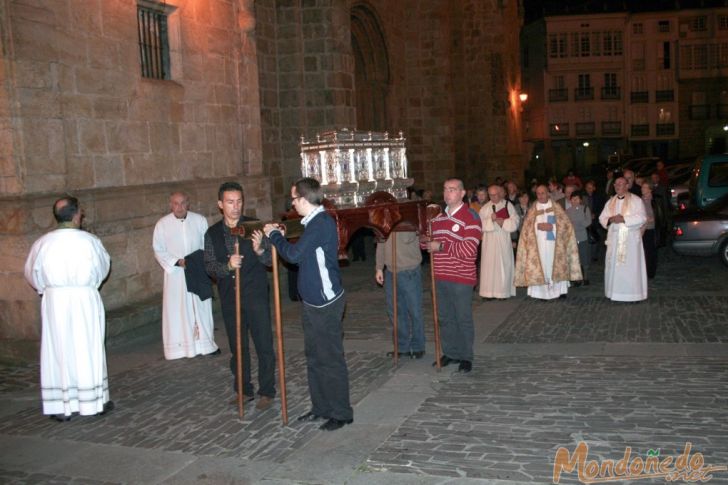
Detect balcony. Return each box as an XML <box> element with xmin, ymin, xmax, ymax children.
<box><xmin>600</xmin><ymin>87</ymin><xmax>621</xmax><ymax>100</ymax></box>
<box><xmin>631</xmin><ymin>91</ymin><xmax>649</xmax><ymax>103</ymax></box>
<box><xmin>655</xmin><ymin>90</ymin><xmax>674</xmax><ymax>102</ymax></box>
<box><xmin>717</xmin><ymin>104</ymin><xmax>728</xmax><ymax>119</ymax></box>
<box><xmin>656</xmin><ymin>123</ymin><xmax>676</xmax><ymax>136</ymax></box>
<box><xmin>574</xmin><ymin>87</ymin><xmax>594</xmax><ymax>101</ymax></box>
<box><xmin>631</xmin><ymin>124</ymin><xmax>649</xmax><ymax>136</ymax></box>
<box><xmin>601</xmin><ymin>121</ymin><xmax>622</xmax><ymax>136</ymax></box>
<box><xmin>548</xmin><ymin>88</ymin><xmax>568</xmax><ymax>102</ymax></box>
<box><xmin>689</xmin><ymin>105</ymin><xmax>710</xmax><ymax>120</ymax></box>
<box><xmin>575</xmin><ymin>122</ymin><xmax>596</xmax><ymax>136</ymax></box>
<box><xmin>549</xmin><ymin>123</ymin><xmax>569</xmax><ymax>137</ymax></box>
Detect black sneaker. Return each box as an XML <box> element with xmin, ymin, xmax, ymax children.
<box><xmin>458</xmin><ymin>360</ymin><xmax>472</xmax><ymax>373</ymax></box>
<box><xmin>411</xmin><ymin>350</ymin><xmax>425</xmax><ymax>359</ymax></box>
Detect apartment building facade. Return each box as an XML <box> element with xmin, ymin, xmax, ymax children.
<box><xmin>521</xmin><ymin>6</ymin><xmax>728</xmax><ymax>179</ymax></box>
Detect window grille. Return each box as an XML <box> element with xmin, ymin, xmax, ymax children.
<box><xmin>137</xmin><ymin>5</ymin><xmax>170</xmax><ymax>79</ymax></box>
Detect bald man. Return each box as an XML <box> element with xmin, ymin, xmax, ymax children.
<box><xmin>153</xmin><ymin>192</ymin><xmax>218</xmax><ymax>359</ymax></box>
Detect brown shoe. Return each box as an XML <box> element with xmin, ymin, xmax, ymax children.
<box><xmin>255</xmin><ymin>395</ymin><xmax>274</xmax><ymax>411</ymax></box>
<box><xmin>229</xmin><ymin>394</ymin><xmax>254</xmax><ymax>405</ymax></box>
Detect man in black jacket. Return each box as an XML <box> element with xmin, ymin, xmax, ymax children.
<box><xmin>204</xmin><ymin>182</ymin><xmax>276</xmax><ymax>411</ymax></box>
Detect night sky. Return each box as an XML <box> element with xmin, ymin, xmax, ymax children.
<box><xmin>524</xmin><ymin>0</ymin><xmax>728</xmax><ymax>23</ymax></box>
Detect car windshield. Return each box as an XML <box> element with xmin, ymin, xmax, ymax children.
<box><xmin>705</xmin><ymin>192</ymin><xmax>728</xmax><ymax>213</ymax></box>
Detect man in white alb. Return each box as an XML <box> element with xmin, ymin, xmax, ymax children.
<box><xmin>25</xmin><ymin>196</ymin><xmax>113</xmax><ymax>422</ymax></box>
<box><xmin>479</xmin><ymin>184</ymin><xmax>520</xmax><ymax>299</ymax></box>
<box><xmin>153</xmin><ymin>192</ymin><xmax>218</xmax><ymax>359</ymax></box>
<box><xmin>599</xmin><ymin>176</ymin><xmax>648</xmax><ymax>302</ymax></box>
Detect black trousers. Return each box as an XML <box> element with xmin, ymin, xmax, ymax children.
<box><xmin>301</xmin><ymin>294</ymin><xmax>353</xmax><ymax>421</ymax></box>
<box><xmin>642</xmin><ymin>229</ymin><xmax>658</xmax><ymax>279</ymax></box>
<box><xmin>220</xmin><ymin>284</ymin><xmax>276</xmax><ymax>398</ymax></box>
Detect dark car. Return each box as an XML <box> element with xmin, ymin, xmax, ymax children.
<box><xmin>672</xmin><ymin>193</ymin><xmax>728</xmax><ymax>266</ymax></box>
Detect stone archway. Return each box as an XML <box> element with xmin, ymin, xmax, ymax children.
<box><xmin>351</xmin><ymin>4</ymin><xmax>390</xmax><ymax>131</ymax></box>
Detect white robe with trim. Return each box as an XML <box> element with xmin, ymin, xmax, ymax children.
<box><xmin>153</xmin><ymin>211</ymin><xmax>217</xmax><ymax>359</ymax></box>
<box><xmin>599</xmin><ymin>194</ymin><xmax>648</xmax><ymax>302</ymax></box>
<box><xmin>528</xmin><ymin>200</ymin><xmax>569</xmax><ymax>299</ymax></box>
<box><xmin>479</xmin><ymin>201</ymin><xmax>520</xmax><ymax>298</ymax></box>
<box><xmin>24</xmin><ymin>228</ymin><xmax>111</xmax><ymax>417</ymax></box>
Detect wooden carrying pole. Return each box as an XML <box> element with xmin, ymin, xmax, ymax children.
<box><xmin>271</xmin><ymin>247</ymin><xmax>288</xmax><ymax>425</ymax></box>
<box><xmin>429</xmin><ymin>229</ymin><xmax>442</xmax><ymax>370</ymax></box>
<box><xmin>234</xmin><ymin>239</ymin><xmax>244</xmax><ymax>418</ymax></box>
<box><xmin>391</xmin><ymin>233</ymin><xmax>398</xmax><ymax>366</ymax></box>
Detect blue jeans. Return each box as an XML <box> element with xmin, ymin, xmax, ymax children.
<box><xmin>435</xmin><ymin>280</ymin><xmax>474</xmax><ymax>362</ymax></box>
<box><xmin>384</xmin><ymin>267</ymin><xmax>425</xmax><ymax>353</ymax></box>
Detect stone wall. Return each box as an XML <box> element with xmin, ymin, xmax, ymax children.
<box><xmin>0</xmin><ymin>0</ymin><xmax>524</xmax><ymax>362</ymax></box>
<box><xmin>256</xmin><ymin>0</ymin><xmax>357</xmax><ymax>215</ymax></box>
<box><xmin>0</xmin><ymin>0</ymin><xmax>270</xmax><ymax>361</ymax></box>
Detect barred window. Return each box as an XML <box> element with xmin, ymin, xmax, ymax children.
<box><xmin>137</xmin><ymin>5</ymin><xmax>170</xmax><ymax>79</ymax></box>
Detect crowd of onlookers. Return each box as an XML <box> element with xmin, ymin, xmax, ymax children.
<box><xmin>406</xmin><ymin>164</ymin><xmax>673</xmax><ymax>284</ymax></box>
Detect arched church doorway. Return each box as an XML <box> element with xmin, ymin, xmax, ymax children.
<box><xmin>351</xmin><ymin>4</ymin><xmax>390</xmax><ymax>131</ymax></box>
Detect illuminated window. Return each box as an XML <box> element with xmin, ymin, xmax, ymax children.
<box><xmin>719</xmin><ymin>16</ymin><xmax>728</xmax><ymax>31</ymax></box>
<box><xmin>690</xmin><ymin>16</ymin><xmax>707</xmax><ymax>32</ymax></box>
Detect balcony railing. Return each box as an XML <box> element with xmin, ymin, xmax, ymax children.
<box><xmin>655</xmin><ymin>90</ymin><xmax>675</xmax><ymax>102</ymax></box>
<box><xmin>574</xmin><ymin>87</ymin><xmax>594</xmax><ymax>101</ymax></box>
<box><xmin>575</xmin><ymin>122</ymin><xmax>596</xmax><ymax>136</ymax></box>
<box><xmin>631</xmin><ymin>124</ymin><xmax>649</xmax><ymax>136</ymax></box>
<box><xmin>689</xmin><ymin>105</ymin><xmax>710</xmax><ymax>120</ymax></box>
<box><xmin>550</xmin><ymin>123</ymin><xmax>569</xmax><ymax>136</ymax></box>
<box><xmin>717</xmin><ymin>104</ymin><xmax>728</xmax><ymax>119</ymax></box>
<box><xmin>631</xmin><ymin>91</ymin><xmax>649</xmax><ymax>103</ymax></box>
<box><xmin>601</xmin><ymin>121</ymin><xmax>622</xmax><ymax>136</ymax></box>
<box><xmin>549</xmin><ymin>88</ymin><xmax>568</xmax><ymax>102</ymax></box>
<box><xmin>601</xmin><ymin>87</ymin><xmax>621</xmax><ymax>100</ymax></box>
<box><xmin>656</xmin><ymin>123</ymin><xmax>676</xmax><ymax>136</ymax></box>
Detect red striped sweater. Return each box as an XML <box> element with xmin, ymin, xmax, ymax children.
<box><xmin>427</xmin><ymin>203</ymin><xmax>482</xmax><ymax>285</ymax></box>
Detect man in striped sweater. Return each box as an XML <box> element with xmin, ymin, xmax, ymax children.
<box><xmin>422</xmin><ymin>178</ymin><xmax>482</xmax><ymax>372</ymax></box>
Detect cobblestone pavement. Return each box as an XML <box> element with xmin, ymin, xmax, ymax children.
<box><xmin>365</xmin><ymin>355</ymin><xmax>728</xmax><ymax>482</ymax></box>
<box><xmin>0</xmin><ymin>350</ymin><xmax>392</xmax><ymax>462</ymax></box>
<box><xmin>1</xmin><ymin>249</ymin><xmax>726</xmax><ymax>484</ymax></box>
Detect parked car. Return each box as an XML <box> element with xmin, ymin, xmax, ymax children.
<box><xmin>687</xmin><ymin>153</ymin><xmax>728</xmax><ymax>209</ymax></box>
<box><xmin>672</xmin><ymin>192</ymin><xmax>728</xmax><ymax>266</ymax></box>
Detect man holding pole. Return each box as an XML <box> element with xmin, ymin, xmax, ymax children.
<box><xmin>264</xmin><ymin>177</ymin><xmax>353</xmax><ymax>432</ymax></box>
<box><xmin>421</xmin><ymin>178</ymin><xmax>482</xmax><ymax>373</ymax></box>
<box><xmin>204</xmin><ymin>182</ymin><xmax>276</xmax><ymax>411</ymax></box>
<box><xmin>375</xmin><ymin>231</ymin><xmax>425</xmax><ymax>359</ymax></box>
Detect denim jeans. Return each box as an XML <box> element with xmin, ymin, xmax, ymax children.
<box><xmin>435</xmin><ymin>280</ymin><xmax>474</xmax><ymax>362</ymax></box>
<box><xmin>384</xmin><ymin>266</ymin><xmax>425</xmax><ymax>353</ymax></box>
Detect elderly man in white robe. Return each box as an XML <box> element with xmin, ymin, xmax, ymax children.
<box><xmin>479</xmin><ymin>184</ymin><xmax>520</xmax><ymax>299</ymax></box>
<box><xmin>599</xmin><ymin>177</ymin><xmax>648</xmax><ymax>302</ymax></box>
<box><xmin>515</xmin><ymin>185</ymin><xmax>582</xmax><ymax>300</ymax></box>
<box><xmin>25</xmin><ymin>196</ymin><xmax>113</xmax><ymax>422</ymax></box>
<box><xmin>153</xmin><ymin>191</ymin><xmax>218</xmax><ymax>359</ymax></box>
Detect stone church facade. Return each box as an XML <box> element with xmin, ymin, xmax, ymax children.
<box><xmin>0</xmin><ymin>0</ymin><xmax>524</xmax><ymax>361</ymax></box>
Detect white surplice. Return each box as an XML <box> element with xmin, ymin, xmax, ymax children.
<box><xmin>599</xmin><ymin>193</ymin><xmax>648</xmax><ymax>302</ymax></box>
<box><xmin>153</xmin><ymin>211</ymin><xmax>217</xmax><ymax>359</ymax></box>
<box><xmin>24</xmin><ymin>227</ymin><xmax>111</xmax><ymax>417</ymax></box>
<box><xmin>479</xmin><ymin>201</ymin><xmax>520</xmax><ymax>298</ymax></box>
<box><xmin>528</xmin><ymin>200</ymin><xmax>569</xmax><ymax>300</ymax></box>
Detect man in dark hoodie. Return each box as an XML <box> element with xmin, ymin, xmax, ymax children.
<box><xmin>264</xmin><ymin>177</ymin><xmax>353</xmax><ymax>432</ymax></box>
